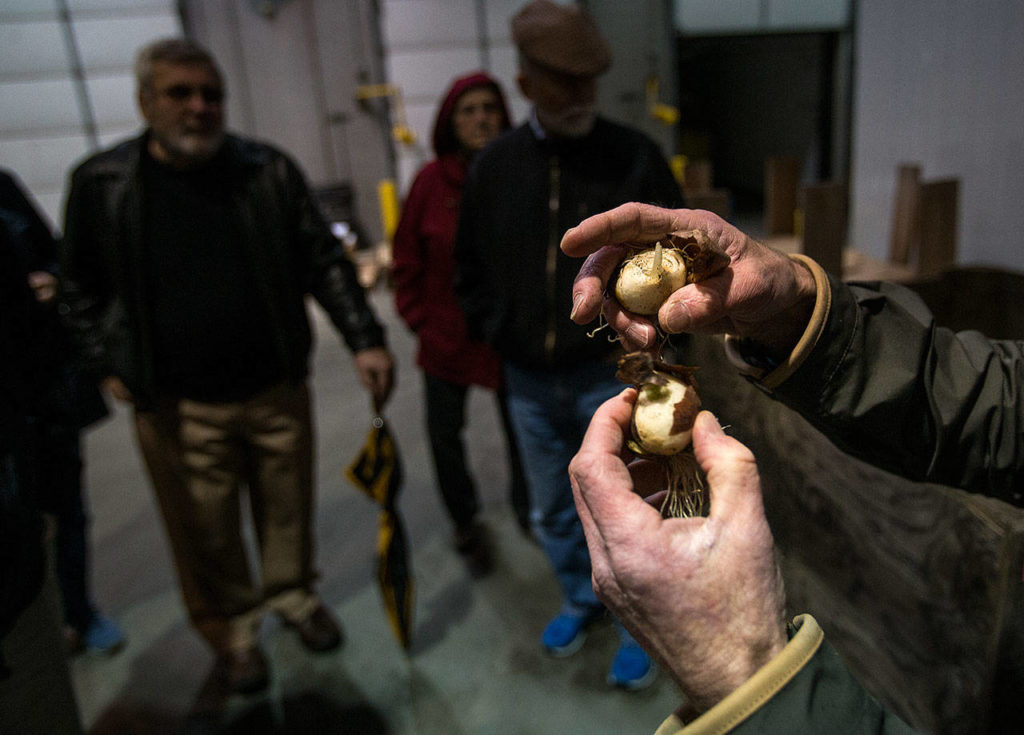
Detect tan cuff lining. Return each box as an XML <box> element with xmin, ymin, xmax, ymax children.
<box><xmin>655</xmin><ymin>614</ymin><xmax>825</xmax><ymax>735</ymax></box>
<box><xmin>722</xmin><ymin>254</ymin><xmax>831</xmax><ymax>390</ymax></box>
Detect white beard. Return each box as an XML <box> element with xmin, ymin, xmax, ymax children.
<box><xmin>158</xmin><ymin>129</ymin><xmax>225</xmax><ymax>165</ymax></box>
<box><xmin>539</xmin><ymin>107</ymin><xmax>596</xmax><ymax>139</ymax></box>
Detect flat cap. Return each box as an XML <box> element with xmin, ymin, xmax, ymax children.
<box><xmin>511</xmin><ymin>0</ymin><xmax>611</xmax><ymax>77</ymax></box>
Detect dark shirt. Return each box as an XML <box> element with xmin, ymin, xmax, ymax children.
<box><xmin>455</xmin><ymin>117</ymin><xmax>684</xmax><ymax>370</ymax></box>
<box><xmin>141</xmin><ymin>149</ymin><xmax>284</xmax><ymax>401</ymax></box>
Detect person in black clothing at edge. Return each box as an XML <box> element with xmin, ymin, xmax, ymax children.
<box><xmin>59</xmin><ymin>38</ymin><xmax>395</xmax><ymax>695</ymax></box>
<box><xmin>559</xmin><ymin>201</ymin><xmax>1024</xmax><ymax>733</ymax></box>
<box><xmin>0</xmin><ymin>169</ymin><xmax>123</xmax><ymax>657</ymax></box>
<box><xmin>1</xmin><ymin>174</ymin><xmax>84</xmax><ymax>735</ymax></box>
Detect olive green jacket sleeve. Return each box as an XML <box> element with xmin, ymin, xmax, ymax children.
<box><xmin>655</xmin><ymin>615</ymin><xmax>917</xmax><ymax>735</ymax></box>
<box><xmin>676</xmin><ymin>255</ymin><xmax>1024</xmax><ymax>733</ymax></box>
<box><xmin>727</xmin><ymin>255</ymin><xmax>1024</xmax><ymax>505</ymax></box>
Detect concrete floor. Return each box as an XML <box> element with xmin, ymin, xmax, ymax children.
<box><xmin>70</xmin><ymin>288</ymin><xmax>683</xmax><ymax>735</ymax></box>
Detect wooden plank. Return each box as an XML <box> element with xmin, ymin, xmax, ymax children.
<box><xmin>764</xmin><ymin>156</ymin><xmax>802</xmax><ymax>235</ymax></box>
<box><xmin>890</xmin><ymin>163</ymin><xmax>922</xmax><ymax>266</ymax></box>
<box><xmin>682</xmin><ymin>335</ymin><xmax>1024</xmax><ymax>733</ymax></box>
<box><xmin>800</xmin><ymin>181</ymin><xmax>847</xmax><ymax>278</ymax></box>
<box><xmin>681</xmin><ymin>158</ymin><xmax>713</xmax><ymax>193</ymax></box>
<box><xmin>683</xmin><ymin>188</ymin><xmax>732</xmax><ymax>220</ymax></box>
<box><xmin>917</xmin><ymin>178</ymin><xmax>959</xmax><ymax>276</ymax></box>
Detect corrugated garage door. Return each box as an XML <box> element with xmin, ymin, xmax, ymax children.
<box><xmin>0</xmin><ymin>0</ymin><xmax>181</xmax><ymax>230</ymax></box>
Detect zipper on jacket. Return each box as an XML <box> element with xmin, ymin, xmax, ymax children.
<box><xmin>545</xmin><ymin>156</ymin><xmax>560</xmax><ymax>364</ymax></box>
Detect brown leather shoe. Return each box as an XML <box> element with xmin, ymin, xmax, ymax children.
<box><xmin>285</xmin><ymin>605</ymin><xmax>343</xmax><ymax>652</ymax></box>
<box><xmin>216</xmin><ymin>646</ymin><xmax>269</xmax><ymax>695</ymax></box>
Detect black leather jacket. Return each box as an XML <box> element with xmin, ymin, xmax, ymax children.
<box><xmin>59</xmin><ymin>132</ymin><xmax>385</xmax><ymax>409</ymax></box>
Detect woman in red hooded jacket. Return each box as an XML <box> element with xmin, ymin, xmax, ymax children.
<box><xmin>392</xmin><ymin>72</ymin><xmax>528</xmax><ymax>570</ymax></box>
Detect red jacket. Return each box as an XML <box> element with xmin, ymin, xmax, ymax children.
<box><xmin>392</xmin><ymin>73</ymin><xmax>510</xmax><ymax>390</ymax></box>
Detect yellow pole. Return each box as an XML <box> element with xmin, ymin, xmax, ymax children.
<box><xmin>378</xmin><ymin>179</ymin><xmax>399</xmax><ymax>241</ymax></box>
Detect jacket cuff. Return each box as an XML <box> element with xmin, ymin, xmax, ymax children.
<box><xmin>723</xmin><ymin>254</ymin><xmax>831</xmax><ymax>391</ymax></box>
<box><xmin>654</xmin><ymin>614</ymin><xmax>825</xmax><ymax>735</ymax></box>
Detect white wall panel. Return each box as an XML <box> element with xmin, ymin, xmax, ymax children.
<box><xmin>402</xmin><ymin>104</ymin><xmax>435</xmax><ymax>149</ymax></box>
<box><xmin>0</xmin><ymin>135</ymin><xmax>92</xmax><ymax>190</ymax></box>
<box><xmin>383</xmin><ymin>0</ymin><xmax>477</xmax><ymax>47</ymax></box>
<box><xmin>96</xmin><ymin>123</ymin><xmax>141</xmax><ymax>147</ymax></box>
<box><xmin>0</xmin><ymin>134</ymin><xmax>92</xmax><ymax>224</ymax></box>
<box><xmin>0</xmin><ymin>79</ymin><xmax>82</xmax><ymax>132</ymax></box>
<box><xmin>0</xmin><ymin>22</ymin><xmax>67</xmax><ymax>75</ymax></box>
<box><xmin>0</xmin><ymin>0</ymin><xmax>58</xmax><ymax>18</ymax></box>
<box><xmin>849</xmin><ymin>0</ymin><xmax>1024</xmax><ymax>271</ymax></box>
<box><xmin>85</xmin><ymin>74</ymin><xmax>143</xmax><ymax>127</ymax></box>
<box><xmin>487</xmin><ymin>42</ymin><xmax>525</xmax><ymax>121</ymax></box>
<box><xmin>483</xmin><ymin>0</ymin><xmax>527</xmax><ymax>40</ymax></box>
<box><xmin>388</xmin><ymin>47</ymin><xmax>484</xmax><ymax>99</ymax></box>
<box><xmin>67</xmin><ymin>0</ymin><xmax>174</xmax><ymax>12</ymax></box>
<box><xmin>73</xmin><ymin>14</ymin><xmax>182</xmax><ymax>71</ymax></box>
<box><xmin>0</xmin><ymin>0</ymin><xmax>182</xmax><ymax>228</ymax></box>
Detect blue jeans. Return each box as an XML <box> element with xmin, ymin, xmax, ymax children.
<box><xmin>504</xmin><ymin>360</ymin><xmax>621</xmax><ymax>616</ymax></box>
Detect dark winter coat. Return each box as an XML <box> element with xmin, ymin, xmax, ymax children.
<box><xmin>59</xmin><ymin>133</ymin><xmax>385</xmax><ymax>409</ymax></box>
<box><xmin>455</xmin><ymin>116</ymin><xmax>683</xmax><ymax>371</ymax></box>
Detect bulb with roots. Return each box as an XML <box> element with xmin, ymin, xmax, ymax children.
<box><xmin>616</xmin><ymin>351</ymin><xmax>706</xmax><ymax>519</ymax></box>
<box><xmin>599</xmin><ymin>227</ymin><xmax>731</xmax><ymax>516</ymax></box>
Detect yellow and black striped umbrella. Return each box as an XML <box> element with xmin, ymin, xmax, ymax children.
<box><xmin>345</xmin><ymin>413</ymin><xmax>413</xmax><ymax>650</ymax></box>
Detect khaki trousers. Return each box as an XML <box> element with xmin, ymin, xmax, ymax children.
<box><xmin>134</xmin><ymin>381</ymin><xmax>321</xmax><ymax>653</ymax></box>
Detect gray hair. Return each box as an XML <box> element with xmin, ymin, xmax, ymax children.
<box><xmin>135</xmin><ymin>38</ymin><xmax>222</xmax><ymax>94</ymax></box>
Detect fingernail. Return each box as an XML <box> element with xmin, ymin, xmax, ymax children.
<box><xmin>625</xmin><ymin>324</ymin><xmax>651</xmax><ymax>347</ymax></box>
<box><xmin>663</xmin><ymin>302</ymin><xmax>688</xmax><ymax>332</ymax></box>
<box><xmin>570</xmin><ymin>293</ymin><xmax>584</xmax><ymax>321</ymax></box>
<box><xmin>697</xmin><ymin>410</ymin><xmax>722</xmax><ymax>434</ymax></box>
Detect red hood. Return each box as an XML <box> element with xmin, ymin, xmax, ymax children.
<box><xmin>431</xmin><ymin>71</ymin><xmax>512</xmax><ymax>157</ymax></box>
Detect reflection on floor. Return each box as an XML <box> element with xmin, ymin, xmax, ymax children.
<box><xmin>70</xmin><ymin>291</ymin><xmax>681</xmax><ymax>734</ymax></box>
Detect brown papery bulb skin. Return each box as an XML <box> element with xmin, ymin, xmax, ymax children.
<box><xmin>631</xmin><ymin>377</ymin><xmax>700</xmax><ymax>455</ymax></box>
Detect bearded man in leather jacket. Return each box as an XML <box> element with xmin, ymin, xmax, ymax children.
<box><xmin>59</xmin><ymin>38</ymin><xmax>394</xmax><ymax>694</ymax></box>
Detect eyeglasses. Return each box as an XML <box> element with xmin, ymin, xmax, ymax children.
<box><xmin>160</xmin><ymin>84</ymin><xmax>225</xmax><ymax>104</ymax></box>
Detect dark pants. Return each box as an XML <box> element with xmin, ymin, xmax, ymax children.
<box><xmin>0</xmin><ymin>566</ymin><xmax>83</xmax><ymax>735</ymax></box>
<box><xmin>26</xmin><ymin>421</ymin><xmax>95</xmax><ymax>633</ymax></box>
<box><xmin>423</xmin><ymin>374</ymin><xmax>529</xmax><ymax>530</ymax></box>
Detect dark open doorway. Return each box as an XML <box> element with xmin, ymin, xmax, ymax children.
<box><xmin>675</xmin><ymin>31</ymin><xmax>850</xmax><ymax>231</ymax></box>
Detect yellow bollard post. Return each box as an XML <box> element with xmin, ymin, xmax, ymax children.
<box><xmin>378</xmin><ymin>179</ymin><xmax>398</xmax><ymax>241</ymax></box>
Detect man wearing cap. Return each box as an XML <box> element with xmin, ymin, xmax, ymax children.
<box><xmin>454</xmin><ymin>0</ymin><xmax>682</xmax><ymax>690</ymax></box>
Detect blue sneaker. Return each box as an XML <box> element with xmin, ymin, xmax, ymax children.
<box><xmin>608</xmin><ymin>641</ymin><xmax>656</xmax><ymax>690</ymax></box>
<box><xmin>79</xmin><ymin>613</ymin><xmax>126</xmax><ymax>655</ymax></box>
<box><xmin>541</xmin><ymin>611</ymin><xmax>599</xmax><ymax>657</ymax></box>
